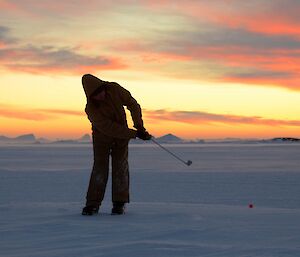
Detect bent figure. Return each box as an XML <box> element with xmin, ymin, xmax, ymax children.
<box><xmin>81</xmin><ymin>74</ymin><xmax>151</xmax><ymax>215</ymax></box>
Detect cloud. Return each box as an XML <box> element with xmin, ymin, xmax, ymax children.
<box><xmin>0</xmin><ymin>104</ymin><xmax>84</xmax><ymax>121</ymax></box>
<box><xmin>144</xmin><ymin>109</ymin><xmax>300</xmax><ymax>127</ymax></box>
<box><xmin>104</xmin><ymin>0</ymin><xmax>300</xmax><ymax>90</ymax></box>
<box><xmin>0</xmin><ymin>45</ymin><xmax>127</xmax><ymax>75</ymax></box>
<box><xmin>37</xmin><ymin>109</ymin><xmax>84</xmax><ymax>117</ymax></box>
<box><xmin>0</xmin><ymin>1</ymin><xmax>20</xmax><ymax>12</ymax></box>
<box><xmin>0</xmin><ymin>0</ymin><xmax>123</xmax><ymax>19</ymax></box>
<box><xmin>222</xmin><ymin>68</ymin><xmax>300</xmax><ymax>90</ymax></box>
<box><xmin>111</xmin><ymin>22</ymin><xmax>300</xmax><ymax>89</ymax></box>
<box><xmin>198</xmin><ymin>0</ymin><xmax>300</xmax><ymax>37</ymax></box>
<box><xmin>2</xmin><ymin>1</ymin><xmax>300</xmax><ymax>90</ymax></box>
<box><xmin>2</xmin><ymin>104</ymin><xmax>300</xmax><ymax>128</ymax></box>
<box><xmin>0</xmin><ymin>26</ymin><xmax>126</xmax><ymax>74</ymax></box>
<box><xmin>193</xmin><ymin>27</ymin><xmax>300</xmax><ymax>50</ymax></box>
<box><xmin>0</xmin><ymin>26</ymin><xmax>17</xmax><ymax>47</ymax></box>
<box><xmin>3</xmin><ymin>0</ymin><xmax>300</xmax><ymax>39</ymax></box>
<box><xmin>141</xmin><ymin>0</ymin><xmax>300</xmax><ymax>38</ymax></box>
<box><xmin>110</xmin><ymin>28</ymin><xmax>300</xmax><ymax>90</ymax></box>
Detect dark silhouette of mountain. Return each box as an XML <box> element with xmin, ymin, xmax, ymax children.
<box><xmin>0</xmin><ymin>134</ymin><xmax>91</xmax><ymax>144</ymax></box>
<box><xmin>78</xmin><ymin>134</ymin><xmax>91</xmax><ymax>142</ymax></box>
<box><xmin>0</xmin><ymin>134</ymin><xmax>36</xmax><ymax>143</ymax></box>
<box><xmin>130</xmin><ymin>133</ymin><xmax>205</xmax><ymax>144</ymax></box>
<box><xmin>52</xmin><ymin>134</ymin><xmax>92</xmax><ymax>144</ymax></box>
<box><xmin>35</xmin><ymin>137</ymin><xmax>51</xmax><ymax>144</ymax></box>
<box><xmin>271</xmin><ymin>137</ymin><xmax>300</xmax><ymax>142</ymax></box>
<box><xmin>0</xmin><ymin>135</ymin><xmax>10</xmax><ymax>141</ymax></box>
<box><xmin>156</xmin><ymin>134</ymin><xmax>184</xmax><ymax>143</ymax></box>
<box><xmin>15</xmin><ymin>134</ymin><xmax>36</xmax><ymax>142</ymax></box>
<box><xmin>4</xmin><ymin>133</ymin><xmax>298</xmax><ymax>145</ymax></box>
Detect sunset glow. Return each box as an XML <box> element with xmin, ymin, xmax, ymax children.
<box><xmin>1</xmin><ymin>0</ymin><xmax>300</xmax><ymax>139</ymax></box>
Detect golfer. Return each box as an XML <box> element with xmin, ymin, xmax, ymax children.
<box><xmin>81</xmin><ymin>74</ymin><xmax>151</xmax><ymax>215</ymax></box>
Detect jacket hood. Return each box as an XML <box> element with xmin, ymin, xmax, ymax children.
<box><xmin>82</xmin><ymin>74</ymin><xmax>106</xmax><ymax>98</ymax></box>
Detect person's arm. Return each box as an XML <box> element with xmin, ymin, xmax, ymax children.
<box><xmin>115</xmin><ymin>83</ymin><xmax>144</xmax><ymax>130</ymax></box>
<box><xmin>85</xmin><ymin>105</ymin><xmax>137</xmax><ymax>139</ymax></box>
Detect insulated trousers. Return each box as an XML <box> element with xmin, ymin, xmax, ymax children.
<box><xmin>85</xmin><ymin>132</ymin><xmax>129</xmax><ymax>207</ymax></box>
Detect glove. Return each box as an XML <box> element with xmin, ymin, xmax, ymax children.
<box><xmin>136</xmin><ymin>130</ymin><xmax>152</xmax><ymax>140</ymax></box>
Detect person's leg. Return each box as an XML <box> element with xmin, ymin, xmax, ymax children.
<box><xmin>85</xmin><ymin>134</ymin><xmax>111</xmax><ymax>208</ymax></box>
<box><xmin>111</xmin><ymin>139</ymin><xmax>130</xmax><ymax>204</ymax></box>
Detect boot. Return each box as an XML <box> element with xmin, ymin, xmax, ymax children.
<box><xmin>82</xmin><ymin>205</ymin><xmax>99</xmax><ymax>216</ymax></box>
<box><xmin>111</xmin><ymin>202</ymin><xmax>125</xmax><ymax>215</ymax></box>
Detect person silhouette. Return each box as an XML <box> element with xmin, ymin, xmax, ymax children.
<box><xmin>81</xmin><ymin>74</ymin><xmax>151</xmax><ymax>215</ymax></box>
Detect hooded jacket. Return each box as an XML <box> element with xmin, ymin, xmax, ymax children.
<box><xmin>82</xmin><ymin>74</ymin><xmax>143</xmax><ymax>139</ymax></box>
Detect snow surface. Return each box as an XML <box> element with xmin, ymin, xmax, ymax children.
<box><xmin>0</xmin><ymin>143</ymin><xmax>300</xmax><ymax>257</ymax></box>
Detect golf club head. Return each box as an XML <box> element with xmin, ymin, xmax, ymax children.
<box><xmin>186</xmin><ymin>160</ymin><xmax>192</xmax><ymax>166</ymax></box>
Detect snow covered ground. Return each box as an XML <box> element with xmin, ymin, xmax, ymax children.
<box><xmin>0</xmin><ymin>143</ymin><xmax>300</xmax><ymax>257</ymax></box>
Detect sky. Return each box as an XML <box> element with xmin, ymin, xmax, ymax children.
<box><xmin>1</xmin><ymin>0</ymin><xmax>300</xmax><ymax>140</ymax></box>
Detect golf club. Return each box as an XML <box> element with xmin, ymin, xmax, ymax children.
<box><xmin>151</xmin><ymin>138</ymin><xmax>193</xmax><ymax>166</ymax></box>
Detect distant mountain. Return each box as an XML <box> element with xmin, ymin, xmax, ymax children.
<box><xmin>0</xmin><ymin>133</ymin><xmax>92</xmax><ymax>144</ymax></box>
<box><xmin>155</xmin><ymin>134</ymin><xmax>184</xmax><ymax>143</ymax></box>
<box><xmin>15</xmin><ymin>134</ymin><xmax>36</xmax><ymax>142</ymax></box>
<box><xmin>0</xmin><ymin>135</ymin><xmax>10</xmax><ymax>141</ymax></box>
<box><xmin>36</xmin><ymin>137</ymin><xmax>51</xmax><ymax>144</ymax></box>
<box><xmin>52</xmin><ymin>134</ymin><xmax>92</xmax><ymax>144</ymax></box>
<box><xmin>271</xmin><ymin>137</ymin><xmax>300</xmax><ymax>142</ymax></box>
<box><xmin>0</xmin><ymin>134</ymin><xmax>36</xmax><ymax>143</ymax></box>
<box><xmin>77</xmin><ymin>134</ymin><xmax>91</xmax><ymax>143</ymax></box>
<box><xmin>5</xmin><ymin>133</ymin><xmax>298</xmax><ymax>145</ymax></box>
<box><xmin>130</xmin><ymin>133</ymin><xmax>205</xmax><ymax>144</ymax></box>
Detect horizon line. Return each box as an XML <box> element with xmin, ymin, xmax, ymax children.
<box><xmin>1</xmin><ymin>132</ymin><xmax>299</xmax><ymax>141</ymax></box>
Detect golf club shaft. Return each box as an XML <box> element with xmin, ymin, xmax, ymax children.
<box><xmin>151</xmin><ymin>138</ymin><xmax>189</xmax><ymax>166</ymax></box>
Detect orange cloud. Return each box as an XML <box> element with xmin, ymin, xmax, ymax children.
<box><xmin>4</xmin><ymin>104</ymin><xmax>300</xmax><ymax>128</ymax></box>
<box><xmin>37</xmin><ymin>109</ymin><xmax>84</xmax><ymax>117</ymax></box>
<box><xmin>0</xmin><ymin>45</ymin><xmax>127</xmax><ymax>75</ymax></box>
<box><xmin>216</xmin><ymin>16</ymin><xmax>300</xmax><ymax>38</ymax></box>
<box><xmin>177</xmin><ymin>7</ymin><xmax>300</xmax><ymax>39</ymax></box>
<box><xmin>0</xmin><ymin>104</ymin><xmax>84</xmax><ymax>121</ymax></box>
<box><xmin>192</xmin><ymin>47</ymin><xmax>300</xmax><ymax>90</ymax></box>
<box><xmin>0</xmin><ymin>1</ymin><xmax>19</xmax><ymax>11</ymax></box>
<box><xmin>1</xmin><ymin>105</ymin><xmax>300</xmax><ymax>139</ymax></box>
<box><xmin>144</xmin><ymin>109</ymin><xmax>300</xmax><ymax>127</ymax></box>
<box><xmin>145</xmin><ymin>1</ymin><xmax>300</xmax><ymax>38</ymax></box>
<box><xmin>109</xmin><ymin>38</ymin><xmax>300</xmax><ymax>90</ymax></box>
